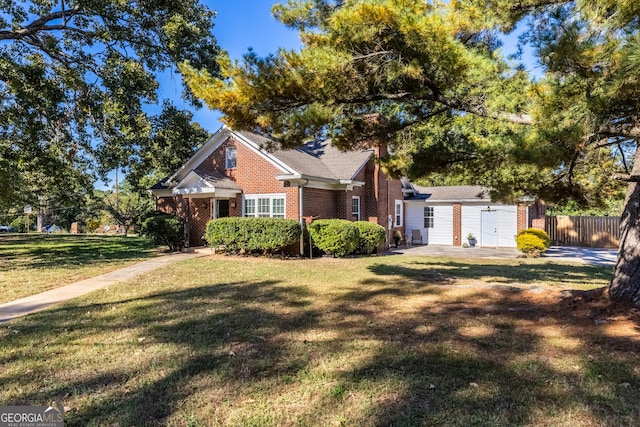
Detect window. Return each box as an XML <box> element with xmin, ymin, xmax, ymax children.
<box><xmin>424</xmin><ymin>206</ymin><xmax>434</xmax><ymax>228</ymax></box>
<box><xmin>352</xmin><ymin>196</ymin><xmax>361</xmax><ymax>221</ymax></box>
<box><xmin>244</xmin><ymin>199</ymin><xmax>256</xmax><ymax>217</ymax></box>
<box><xmin>225</xmin><ymin>147</ymin><xmax>237</xmax><ymax>169</ymax></box>
<box><xmin>258</xmin><ymin>198</ymin><xmax>270</xmax><ymax>217</ymax></box>
<box><xmin>272</xmin><ymin>198</ymin><xmax>285</xmax><ymax>218</ymax></box>
<box><xmin>395</xmin><ymin>200</ymin><xmax>403</xmax><ymax>227</ymax></box>
<box><xmin>244</xmin><ymin>194</ymin><xmax>285</xmax><ymax>218</ymax></box>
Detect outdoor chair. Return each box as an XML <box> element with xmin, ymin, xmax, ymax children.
<box><xmin>410</xmin><ymin>229</ymin><xmax>423</xmax><ymax>245</ymax></box>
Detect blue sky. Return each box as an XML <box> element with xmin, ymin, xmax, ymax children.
<box><xmin>160</xmin><ymin>1</ymin><xmax>302</xmax><ymax>133</ymax></box>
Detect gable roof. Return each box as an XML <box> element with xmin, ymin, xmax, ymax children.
<box><xmin>172</xmin><ymin>170</ymin><xmax>242</xmax><ymax>197</ymax></box>
<box><xmin>151</xmin><ymin>126</ymin><xmax>375</xmax><ymax>194</ymax></box>
<box><xmin>407</xmin><ymin>185</ymin><xmax>492</xmax><ymax>202</ymax></box>
<box><xmin>238</xmin><ymin>130</ymin><xmax>373</xmax><ymax>181</ymax></box>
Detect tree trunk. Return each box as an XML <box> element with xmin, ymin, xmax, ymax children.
<box><xmin>609</xmin><ymin>147</ymin><xmax>640</xmax><ymax>305</ymax></box>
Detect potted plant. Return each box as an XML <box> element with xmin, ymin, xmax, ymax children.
<box><xmin>467</xmin><ymin>233</ymin><xmax>477</xmax><ymax>247</ymax></box>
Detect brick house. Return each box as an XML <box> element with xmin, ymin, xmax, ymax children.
<box><xmin>150</xmin><ymin>126</ymin><xmax>404</xmax><ymax>250</ymax></box>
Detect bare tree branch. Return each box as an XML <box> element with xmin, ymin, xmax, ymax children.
<box><xmin>613</xmin><ymin>173</ymin><xmax>640</xmax><ymax>182</ymax></box>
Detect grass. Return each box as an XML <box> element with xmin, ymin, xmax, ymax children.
<box><xmin>1</xmin><ymin>254</ymin><xmax>638</xmax><ymax>426</ymax></box>
<box><xmin>0</xmin><ymin>234</ymin><xmax>158</xmax><ymax>304</ymax></box>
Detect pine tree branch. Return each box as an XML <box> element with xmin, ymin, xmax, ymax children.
<box><xmin>434</xmin><ymin>95</ymin><xmax>533</xmax><ymax>125</ymax></box>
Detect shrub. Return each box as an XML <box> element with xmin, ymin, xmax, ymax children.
<box><xmin>205</xmin><ymin>217</ymin><xmax>301</xmax><ymax>255</ymax></box>
<box><xmin>354</xmin><ymin>221</ymin><xmax>386</xmax><ymax>255</ymax></box>
<box><xmin>520</xmin><ymin>228</ymin><xmax>551</xmax><ymax>248</ymax></box>
<box><xmin>516</xmin><ymin>228</ymin><xmax>551</xmax><ymax>257</ymax></box>
<box><xmin>141</xmin><ymin>213</ymin><xmax>185</xmax><ymax>252</ymax></box>
<box><xmin>85</xmin><ymin>219</ymin><xmax>101</xmax><ymax>233</ymax></box>
<box><xmin>10</xmin><ymin>216</ymin><xmax>35</xmax><ymax>233</ymax></box>
<box><xmin>307</xmin><ymin>219</ymin><xmax>360</xmax><ymax>257</ymax></box>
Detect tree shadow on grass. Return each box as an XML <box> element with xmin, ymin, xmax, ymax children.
<box><xmin>1</xmin><ymin>261</ymin><xmax>639</xmax><ymax>426</ymax></box>
<box><xmin>0</xmin><ymin>279</ymin><xmax>321</xmax><ymax>425</ymax></box>
<box><xmin>0</xmin><ymin>234</ymin><xmax>156</xmax><ymax>269</ymax></box>
<box><xmin>315</xmin><ymin>281</ymin><xmax>640</xmax><ymax>426</ymax></box>
<box><xmin>368</xmin><ymin>259</ymin><xmax>612</xmax><ymax>287</ymax></box>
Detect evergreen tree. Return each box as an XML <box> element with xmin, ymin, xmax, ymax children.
<box><xmin>182</xmin><ymin>0</ymin><xmax>640</xmax><ymax>304</ymax></box>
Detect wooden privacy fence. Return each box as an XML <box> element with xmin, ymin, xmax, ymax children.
<box><xmin>545</xmin><ymin>215</ymin><xmax>621</xmax><ymax>248</ymax></box>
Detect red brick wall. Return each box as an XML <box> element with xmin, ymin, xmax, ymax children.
<box><xmin>516</xmin><ymin>202</ymin><xmax>547</xmax><ymax>234</ymax></box>
<box><xmin>529</xmin><ymin>201</ymin><xmax>547</xmax><ymax>230</ymax></box>
<box><xmin>302</xmin><ymin>188</ymin><xmax>338</xmax><ymax>219</ymax></box>
<box><xmin>156</xmin><ymin>197</ymin><xmax>177</xmax><ymax>214</ymax></box>
<box><xmin>191</xmin><ymin>136</ymin><xmax>300</xmax><ymax>220</ymax></box>
<box><xmin>189</xmin><ymin>198</ymin><xmax>210</xmax><ymax>247</ymax></box>
<box><xmin>517</xmin><ymin>203</ymin><xmax>527</xmax><ymax>233</ymax></box>
<box><xmin>453</xmin><ymin>203</ymin><xmax>462</xmax><ymax>246</ymax></box>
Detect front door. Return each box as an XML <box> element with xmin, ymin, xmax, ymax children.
<box><xmin>481</xmin><ymin>210</ymin><xmax>498</xmax><ymax>247</ymax></box>
<box><xmin>217</xmin><ymin>199</ymin><xmax>230</xmax><ymax>218</ymax></box>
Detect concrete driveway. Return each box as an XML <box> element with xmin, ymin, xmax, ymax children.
<box><xmin>541</xmin><ymin>246</ymin><xmax>618</xmax><ymax>266</ymax></box>
<box><xmin>387</xmin><ymin>244</ymin><xmax>618</xmax><ymax>266</ymax></box>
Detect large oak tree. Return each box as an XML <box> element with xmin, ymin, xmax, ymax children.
<box><xmin>0</xmin><ymin>0</ymin><xmax>220</xmax><ymax>210</ymax></box>
<box><xmin>182</xmin><ymin>0</ymin><xmax>640</xmax><ymax>305</ymax></box>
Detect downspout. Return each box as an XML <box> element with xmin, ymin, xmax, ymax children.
<box><xmin>299</xmin><ymin>180</ymin><xmax>307</xmax><ymax>256</ymax></box>
<box><xmin>386</xmin><ymin>168</ymin><xmax>391</xmax><ymax>249</ymax></box>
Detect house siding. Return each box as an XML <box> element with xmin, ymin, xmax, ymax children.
<box><xmin>403</xmin><ymin>200</ymin><xmax>518</xmax><ymax>247</ymax></box>
<box><xmin>461</xmin><ymin>204</ymin><xmax>517</xmax><ymax>248</ymax></box>
<box><xmin>405</xmin><ymin>202</ymin><xmax>453</xmax><ymax>245</ymax></box>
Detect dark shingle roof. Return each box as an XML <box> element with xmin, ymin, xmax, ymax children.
<box><xmin>196</xmin><ymin>171</ymin><xmax>242</xmax><ymax>190</ymax></box>
<box><xmin>150</xmin><ymin>171</ymin><xmax>241</xmax><ymax>191</ymax></box>
<box><xmin>150</xmin><ymin>177</ymin><xmax>171</xmax><ymax>190</ymax></box>
<box><xmin>238</xmin><ymin>131</ymin><xmax>373</xmax><ymax>181</ymax></box>
<box><xmin>409</xmin><ymin>185</ymin><xmax>492</xmax><ymax>201</ymax></box>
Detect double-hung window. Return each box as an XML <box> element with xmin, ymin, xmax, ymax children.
<box><xmin>424</xmin><ymin>206</ymin><xmax>434</xmax><ymax>228</ymax></box>
<box><xmin>244</xmin><ymin>194</ymin><xmax>285</xmax><ymax>218</ymax></box>
<box><xmin>244</xmin><ymin>199</ymin><xmax>256</xmax><ymax>217</ymax></box>
<box><xmin>225</xmin><ymin>147</ymin><xmax>237</xmax><ymax>169</ymax></box>
<box><xmin>395</xmin><ymin>200</ymin><xmax>403</xmax><ymax>227</ymax></box>
<box><xmin>352</xmin><ymin>196</ymin><xmax>361</xmax><ymax>221</ymax></box>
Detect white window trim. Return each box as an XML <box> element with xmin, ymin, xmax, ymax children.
<box><xmin>424</xmin><ymin>206</ymin><xmax>434</xmax><ymax>229</ymax></box>
<box><xmin>395</xmin><ymin>199</ymin><xmax>403</xmax><ymax>227</ymax></box>
<box><xmin>225</xmin><ymin>146</ymin><xmax>237</xmax><ymax>169</ymax></box>
<box><xmin>352</xmin><ymin>196</ymin><xmax>361</xmax><ymax>221</ymax></box>
<box><xmin>243</xmin><ymin>194</ymin><xmax>286</xmax><ymax>218</ymax></box>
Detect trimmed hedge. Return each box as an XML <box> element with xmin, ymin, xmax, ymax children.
<box><xmin>141</xmin><ymin>213</ymin><xmax>185</xmax><ymax>252</ymax></box>
<box><xmin>354</xmin><ymin>221</ymin><xmax>386</xmax><ymax>255</ymax></box>
<box><xmin>307</xmin><ymin>219</ymin><xmax>360</xmax><ymax>257</ymax></box>
<box><xmin>516</xmin><ymin>228</ymin><xmax>551</xmax><ymax>257</ymax></box>
<box><xmin>205</xmin><ymin>217</ymin><xmax>301</xmax><ymax>255</ymax></box>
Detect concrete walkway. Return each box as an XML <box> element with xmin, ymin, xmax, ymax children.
<box><xmin>0</xmin><ymin>251</ymin><xmax>209</xmax><ymax>324</ymax></box>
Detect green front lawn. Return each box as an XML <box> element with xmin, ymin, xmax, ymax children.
<box><xmin>1</xmin><ymin>254</ymin><xmax>637</xmax><ymax>426</ymax></box>
<box><xmin>0</xmin><ymin>234</ymin><xmax>158</xmax><ymax>304</ymax></box>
